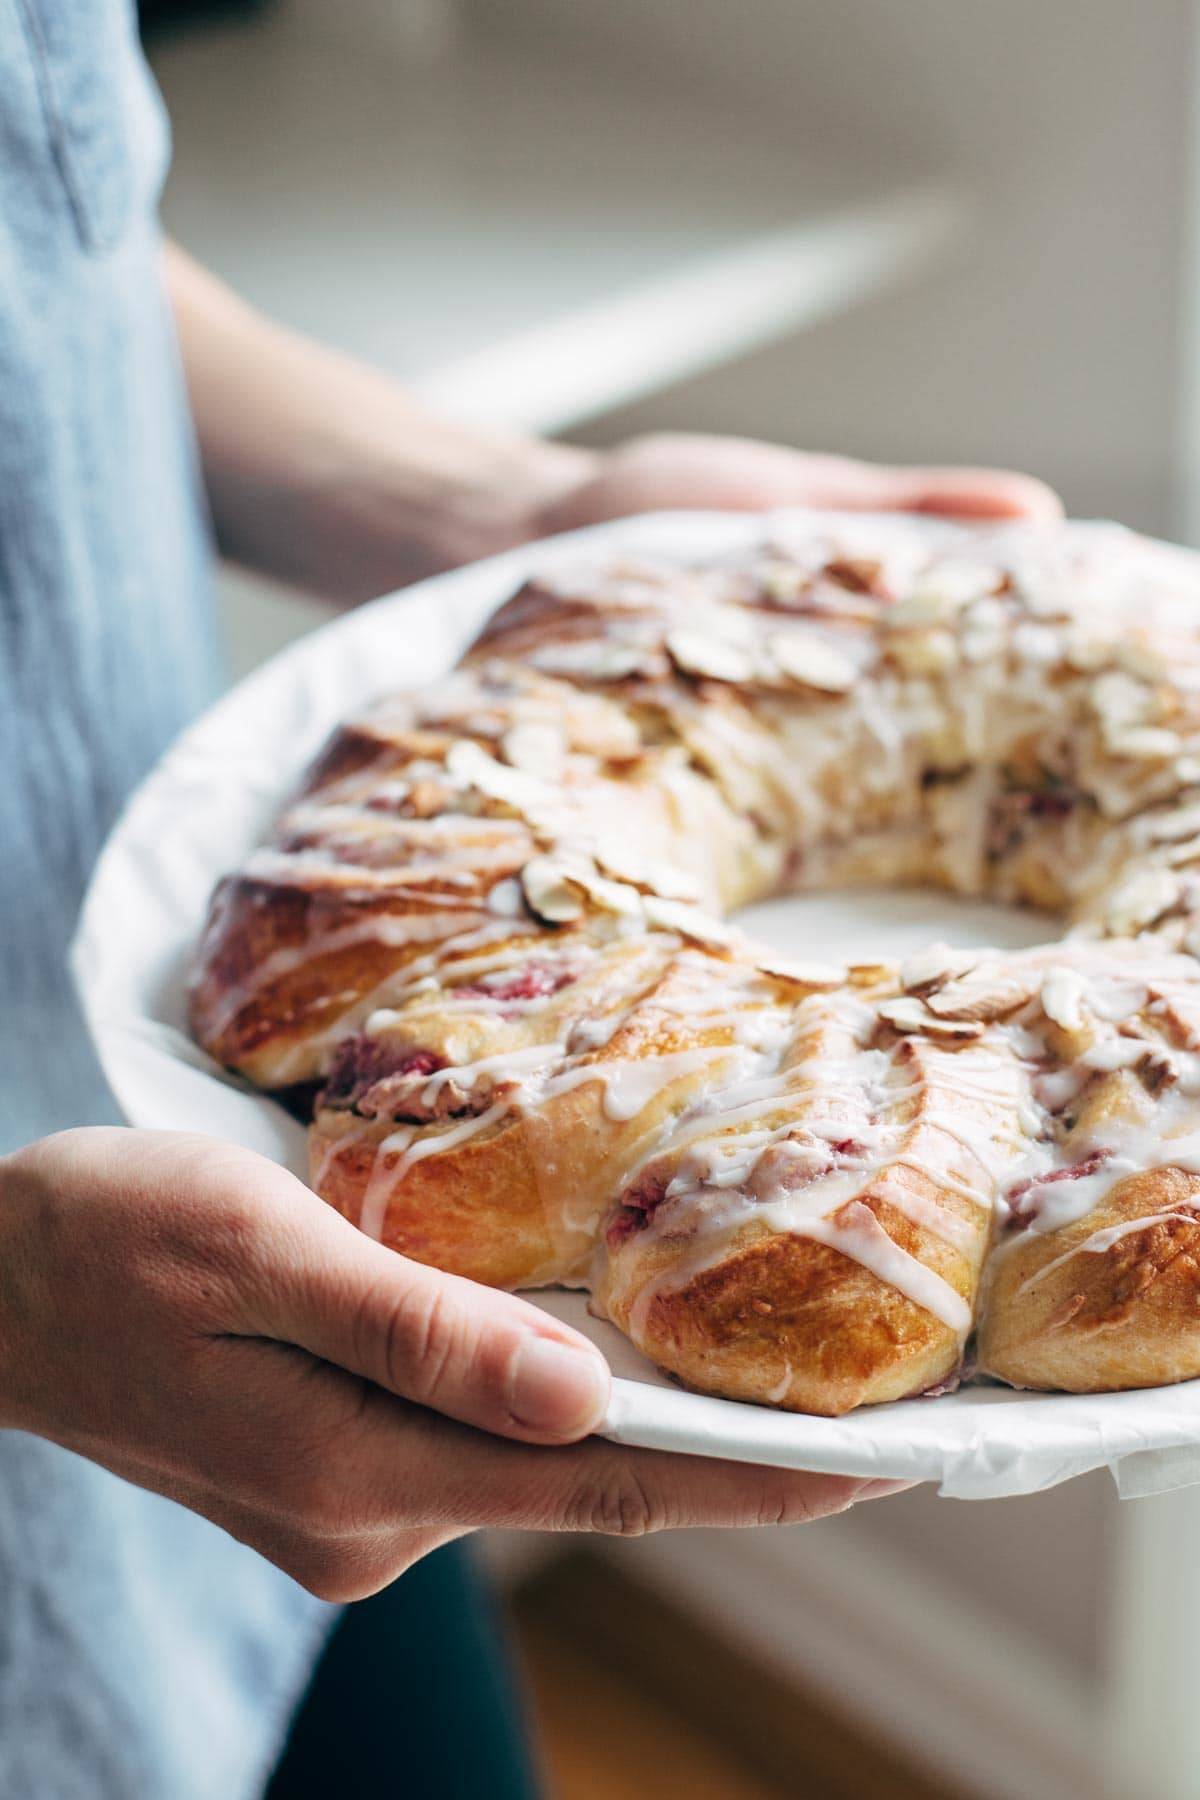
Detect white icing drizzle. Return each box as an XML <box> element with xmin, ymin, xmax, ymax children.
<box><xmin>763</xmin><ymin>1362</ymin><xmax>795</xmax><ymax>1404</ymax></box>
<box><xmin>626</xmin><ymin>1197</ymin><xmax>971</xmax><ymax>1342</ymax></box>
<box><xmin>1015</xmin><ymin>1209</ymin><xmax>1200</xmax><ymax>1298</ymax></box>
<box><xmin>244</xmin><ymin>846</ymin><xmax>515</xmax><ymax>891</ymax></box>
<box><xmin>355</xmin><ymin>1041</ymin><xmax>741</xmax><ymax>1236</ymax></box>
<box><xmin>874</xmin><ymin>1166</ymin><xmax>984</xmax><ymax>1251</ymax></box>
<box><xmin>420</xmin><ymin>1043</ymin><xmax>557</xmax><ymax>1100</ymax></box>
<box><xmin>603</xmin><ymin>1016</ymin><xmax>1023</xmax><ymax>1338</ymax></box>
<box><xmin>342</xmin><ymin>931</ymin><xmax>1200</xmax><ymax>1353</ymax></box>
<box><xmin>359</xmin><ymin>1101</ymin><xmax>512</xmax><ymax>1240</ymax></box>
<box><xmin>540</xmin><ymin>1045</ymin><xmax>739</xmax><ymax>1120</ymax></box>
<box><xmin>263</xmin><ymin>916</ymin><xmax>546</xmax><ymax>1084</ymax></box>
<box><xmin>781</xmin><ymin>1202</ymin><xmax>972</xmax><ymax>1335</ymax></box>
<box><xmin>1007</xmin><ymin>1128</ymin><xmax>1200</xmax><ymax>1235</ymax></box>
<box><xmin>200</xmin><ymin>910</ymin><xmax>492</xmax><ymax>1045</ymax></box>
<box><xmin>280</xmin><ymin>804</ymin><xmax>529</xmax><ymax>842</ymax></box>
<box><xmin>202</xmin><ymin>523</ymin><xmax>1200</xmax><ymax>1391</ymax></box>
<box><xmin>308</xmin><ymin>1134</ymin><xmax>344</xmax><ymax>1198</ymax></box>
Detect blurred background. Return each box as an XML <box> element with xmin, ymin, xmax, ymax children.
<box><xmin>140</xmin><ymin>3</ymin><xmax>1200</xmax><ymax>1795</ymax></box>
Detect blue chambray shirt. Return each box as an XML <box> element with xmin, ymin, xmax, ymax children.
<box><xmin>0</xmin><ymin>3</ymin><xmax>332</xmax><ymax>1791</ymax></box>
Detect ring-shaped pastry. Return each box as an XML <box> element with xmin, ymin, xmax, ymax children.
<box><xmin>190</xmin><ymin>515</ymin><xmax>1200</xmax><ymax>1413</ymax></box>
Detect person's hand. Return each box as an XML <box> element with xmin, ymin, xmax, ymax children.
<box><xmin>0</xmin><ymin>1129</ymin><xmax>904</xmax><ymax>1601</ymax></box>
<box><xmin>531</xmin><ymin>432</ymin><xmax>1063</xmax><ymax>539</ymax></box>
<box><xmin>168</xmin><ymin>244</ymin><xmax>1061</xmax><ymax>598</ymax></box>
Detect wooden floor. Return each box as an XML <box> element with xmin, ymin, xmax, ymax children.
<box><xmin>509</xmin><ymin>1554</ymin><xmax>963</xmax><ymax>1800</ymax></box>
<box><xmin>515</xmin><ymin>1597</ymin><xmax>779</xmax><ymax>1800</ymax></box>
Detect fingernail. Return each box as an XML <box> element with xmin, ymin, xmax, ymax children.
<box><xmin>509</xmin><ymin>1336</ymin><xmax>610</xmax><ymax>1438</ymax></box>
<box><xmin>854</xmin><ymin>1478</ymin><xmax>917</xmax><ymax>1501</ymax></box>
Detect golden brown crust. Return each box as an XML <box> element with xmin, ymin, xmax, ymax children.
<box><xmin>601</xmin><ymin>1228</ymin><xmax>956</xmax><ymax>1416</ymax></box>
<box><xmin>309</xmin><ymin>942</ymin><xmax>792</xmax><ymax>1289</ymax></box>
<box><xmin>978</xmin><ymin>1167</ymin><xmax>1200</xmax><ymax>1392</ymax></box>
<box><xmin>312</xmin><ymin>1108</ymin><xmax>564</xmax><ymax>1290</ymax></box>
<box><xmin>593</xmin><ymin>1024</ymin><xmax>1014</xmax><ymax>1413</ymax></box>
<box><xmin>188</xmin><ymin>517</ymin><xmax>1200</xmax><ymax>1413</ymax></box>
<box><xmin>187</xmin><ymin>874</ymin><xmax>513</xmax><ymax>1088</ymax></box>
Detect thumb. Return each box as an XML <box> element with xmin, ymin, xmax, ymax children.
<box><xmin>243</xmin><ymin>1181</ymin><xmax>612</xmax><ymax>1445</ymax></box>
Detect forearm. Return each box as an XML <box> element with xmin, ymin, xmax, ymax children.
<box><xmin>164</xmin><ymin>243</ymin><xmax>595</xmax><ymax>602</ymax></box>
<box><xmin>165</xmin><ymin>241</ymin><xmax>1060</xmax><ymax>601</ymax></box>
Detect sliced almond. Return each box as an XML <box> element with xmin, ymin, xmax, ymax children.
<box><xmin>1107</xmin><ymin>726</ymin><xmax>1182</xmax><ymax>761</ymax></box>
<box><xmin>1092</xmin><ymin>670</ymin><xmax>1152</xmax><ymax>739</ymax></box>
<box><xmin>1014</xmin><ymin>576</ymin><xmax>1072</xmax><ymax>621</ymax></box>
<box><xmin>1165</xmin><ymin>834</ymin><xmax>1200</xmax><ymax>868</ymax></box>
<box><xmin>1012</xmin><ymin>623</ymin><xmax>1063</xmax><ymax>666</ymax></box>
<box><xmin>1062</xmin><ymin>633</ymin><xmax>1113</xmax><ymax>672</ymax></box>
<box><xmin>571</xmin><ymin>865</ymin><xmax>644</xmax><ymax>918</ymax></box>
<box><xmin>532</xmin><ymin>640</ymin><xmax>656</xmax><ymax>682</ymax></box>
<box><xmin>877</xmin><ymin>996</ymin><xmax>983</xmax><ymax>1040</ymax></box>
<box><xmin>911</xmin><ymin>560</ymin><xmax>1002</xmax><ymax>611</ymax></box>
<box><xmin>487</xmin><ymin>876</ymin><xmax>527</xmax><ymax>918</ymax></box>
<box><xmin>918</xmin><ymin>1014</ymin><xmax>987</xmax><ymax>1042</ymax></box>
<box><xmin>961</xmin><ymin>623</ymin><xmax>1007</xmax><ymax>665</ymax></box>
<box><xmin>1102</xmin><ymin>867</ymin><xmax>1182</xmax><ymax>935</ymax></box>
<box><xmin>559</xmin><ymin>694</ymin><xmax>643</xmax><ymax>761</ymax></box>
<box><xmin>1039</xmin><ymin>966</ymin><xmax>1090</xmax><ymax>1032</ymax></box>
<box><xmin>445</xmin><ymin>740</ymin><xmax>550</xmax><ymax>814</ymax></box>
<box><xmin>666</xmin><ymin>629</ymin><xmax>757</xmax><ymax>684</ymax></box>
<box><xmin>1147</xmin><ymin>802</ymin><xmax>1200</xmax><ymax>844</ymax></box>
<box><xmin>966</xmin><ymin>596</ymin><xmax>1008</xmax><ymax>629</ymax></box>
<box><xmin>887</xmin><ymin>629</ymin><xmax>958</xmax><ymax>676</ymax></box>
<box><xmin>642</xmin><ymin>895</ymin><xmax>740</xmax><ymax>948</ymax></box>
<box><xmin>592</xmin><ymin>837</ymin><xmax>701</xmax><ymax>902</ymax></box>
<box><xmin>924</xmin><ymin>963</ymin><xmax>1040</xmax><ymax>1021</ymax></box>
<box><xmin>887</xmin><ymin>596</ymin><xmax>956</xmax><ymax>631</ymax></box>
<box><xmin>760</xmin><ymin>563</ymin><xmax>808</xmax><ymax>606</ymax></box>
<box><xmin>520</xmin><ymin>856</ymin><xmax>586</xmax><ymax>923</ymax></box>
<box><xmin>753</xmin><ymin>953</ymin><xmax>844</xmax><ymax>992</ymax></box>
<box><xmin>1116</xmin><ymin>641</ymin><xmax>1169</xmax><ymax>682</ymax></box>
<box><xmin>501</xmin><ymin>721</ymin><xmax>566</xmax><ymax>777</ymax></box>
<box><xmin>823</xmin><ymin>554</ymin><xmax>887</xmax><ymax>595</ymax></box>
<box><xmin>899</xmin><ymin>945</ymin><xmax>979</xmax><ymax>996</ymax></box>
<box><xmin>766</xmin><ymin>629</ymin><xmax>858</xmax><ymax>693</ymax></box>
<box><xmin>539</xmin><ymin>847</ymin><xmax>645</xmax><ymax>918</ymax></box>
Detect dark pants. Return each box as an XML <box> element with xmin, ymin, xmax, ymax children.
<box><xmin>266</xmin><ymin>1545</ymin><xmax>542</xmax><ymax>1800</ymax></box>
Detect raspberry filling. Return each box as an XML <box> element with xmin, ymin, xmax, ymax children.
<box><xmin>1004</xmin><ymin>1148</ymin><xmax>1112</xmax><ymax>1230</ymax></box>
<box><xmin>986</xmin><ymin>785</ymin><xmax>1078</xmax><ymax>858</ymax></box>
<box><xmin>745</xmin><ymin>1134</ymin><xmax>866</xmax><ymax>1203</ymax></box>
<box><xmin>276</xmin><ymin>829</ymin><xmax>405</xmax><ymax>868</ymax></box>
<box><xmin>1025</xmin><ymin>790</ymin><xmax>1076</xmax><ymax>819</ymax></box>
<box><xmin>319</xmin><ymin>1036</ymin><xmax>487</xmax><ymax>1124</ymax></box>
<box><xmin>323</xmin><ymin>1036</ymin><xmax>441</xmax><ymax>1105</ymax></box>
<box><xmin>456</xmin><ymin>961</ymin><xmax>580</xmax><ymax>1005</ymax></box>
<box><xmin>605</xmin><ymin>1137</ymin><xmax>872</xmax><ymax>1249</ymax></box>
<box><xmin>606</xmin><ymin>1175</ymin><xmax>668</xmax><ymax>1249</ymax></box>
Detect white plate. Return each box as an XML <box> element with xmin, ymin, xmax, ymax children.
<box><xmin>72</xmin><ymin>510</ymin><xmax>1200</xmax><ymax>1499</ymax></box>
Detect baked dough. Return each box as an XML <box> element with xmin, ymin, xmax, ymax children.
<box><xmin>189</xmin><ymin>514</ymin><xmax>1200</xmax><ymax>1414</ymax></box>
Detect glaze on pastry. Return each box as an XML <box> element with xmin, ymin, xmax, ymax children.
<box><xmin>189</xmin><ymin>515</ymin><xmax>1200</xmax><ymax>1414</ymax></box>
